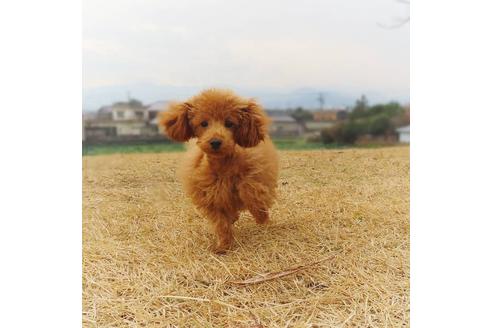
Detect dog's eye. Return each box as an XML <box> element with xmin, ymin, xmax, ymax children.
<box><xmin>200</xmin><ymin>121</ymin><xmax>208</xmax><ymax>127</ymax></box>
<box><xmin>225</xmin><ymin>120</ymin><xmax>234</xmax><ymax>128</ymax></box>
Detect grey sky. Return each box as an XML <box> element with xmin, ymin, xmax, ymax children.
<box><xmin>83</xmin><ymin>0</ymin><xmax>409</xmax><ymax>101</ymax></box>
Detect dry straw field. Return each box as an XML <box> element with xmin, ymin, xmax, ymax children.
<box><xmin>83</xmin><ymin>146</ymin><xmax>409</xmax><ymax>327</ymax></box>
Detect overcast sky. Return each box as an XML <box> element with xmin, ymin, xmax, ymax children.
<box><xmin>83</xmin><ymin>0</ymin><xmax>409</xmax><ymax>101</ymax></box>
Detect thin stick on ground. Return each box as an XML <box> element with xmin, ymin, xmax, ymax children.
<box><xmin>229</xmin><ymin>254</ymin><xmax>337</xmax><ymax>286</ymax></box>
<box><xmin>158</xmin><ymin>295</ymin><xmax>244</xmax><ymax>310</ymax></box>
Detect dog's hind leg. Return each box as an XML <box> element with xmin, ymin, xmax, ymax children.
<box><xmin>237</xmin><ymin>182</ymin><xmax>271</xmax><ymax>225</ymax></box>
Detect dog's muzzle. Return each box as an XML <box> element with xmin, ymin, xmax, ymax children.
<box><xmin>210</xmin><ymin>139</ymin><xmax>222</xmax><ymax>150</ymax></box>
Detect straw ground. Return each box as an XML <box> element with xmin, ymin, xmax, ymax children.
<box><xmin>83</xmin><ymin>146</ymin><xmax>409</xmax><ymax>327</ymax></box>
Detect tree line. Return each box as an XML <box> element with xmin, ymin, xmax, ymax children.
<box><xmin>320</xmin><ymin>95</ymin><xmax>409</xmax><ymax>144</ymax></box>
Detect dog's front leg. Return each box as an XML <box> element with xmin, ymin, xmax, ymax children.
<box><xmin>210</xmin><ymin>211</ymin><xmax>234</xmax><ymax>254</ymax></box>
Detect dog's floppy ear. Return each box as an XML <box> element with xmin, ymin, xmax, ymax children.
<box><xmin>234</xmin><ymin>100</ymin><xmax>268</xmax><ymax>148</ymax></box>
<box><xmin>159</xmin><ymin>102</ymin><xmax>194</xmax><ymax>141</ymax></box>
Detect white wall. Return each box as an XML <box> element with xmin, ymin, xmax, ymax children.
<box><xmin>112</xmin><ymin>108</ymin><xmax>148</xmax><ymax>121</ymax></box>
<box><xmin>399</xmin><ymin>132</ymin><xmax>410</xmax><ymax>143</ymax></box>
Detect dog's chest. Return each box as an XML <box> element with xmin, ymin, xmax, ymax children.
<box><xmin>192</xmin><ymin>173</ymin><xmax>241</xmax><ymax>208</ymax></box>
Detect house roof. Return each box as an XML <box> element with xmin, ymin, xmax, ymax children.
<box><xmin>271</xmin><ymin>115</ymin><xmax>297</xmax><ymax>123</ymax></box>
<box><xmin>98</xmin><ymin>106</ymin><xmax>112</xmax><ymax>114</ymax></box>
<box><xmin>146</xmin><ymin>101</ymin><xmax>170</xmax><ymax>111</ymax></box>
<box><xmin>396</xmin><ymin>125</ymin><xmax>410</xmax><ymax>133</ymax></box>
<box><xmin>98</xmin><ymin>104</ymin><xmax>147</xmax><ymax>113</ymax></box>
<box><xmin>82</xmin><ymin>111</ymin><xmax>97</xmax><ymax>120</ymax></box>
<box><xmin>266</xmin><ymin>110</ymin><xmax>290</xmax><ymax>117</ymax></box>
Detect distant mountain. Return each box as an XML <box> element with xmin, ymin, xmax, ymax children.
<box><xmin>82</xmin><ymin>84</ymin><xmax>200</xmax><ymax>111</ymax></box>
<box><xmin>82</xmin><ymin>83</ymin><xmax>408</xmax><ymax>112</ymax></box>
<box><xmin>249</xmin><ymin>88</ymin><xmax>354</xmax><ymax>110</ymax></box>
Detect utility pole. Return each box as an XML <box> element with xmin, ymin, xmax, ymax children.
<box><xmin>317</xmin><ymin>93</ymin><xmax>325</xmax><ymax>111</ymax></box>
<box><xmin>126</xmin><ymin>91</ymin><xmax>131</xmax><ymax>102</ymax></box>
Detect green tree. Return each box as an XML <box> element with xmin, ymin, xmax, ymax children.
<box><xmin>367</xmin><ymin>115</ymin><xmax>391</xmax><ymax>135</ymax></box>
<box><xmin>290</xmin><ymin>107</ymin><xmax>313</xmax><ymax>123</ymax></box>
<box><xmin>350</xmin><ymin>95</ymin><xmax>369</xmax><ymax>119</ymax></box>
<box><xmin>320</xmin><ymin>99</ymin><xmax>405</xmax><ymax>145</ymax></box>
<box><xmin>368</xmin><ymin>102</ymin><xmax>402</xmax><ymax>117</ymax></box>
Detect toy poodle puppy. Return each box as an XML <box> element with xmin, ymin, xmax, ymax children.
<box><xmin>160</xmin><ymin>89</ymin><xmax>279</xmax><ymax>253</ymax></box>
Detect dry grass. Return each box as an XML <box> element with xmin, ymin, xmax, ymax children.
<box><xmin>83</xmin><ymin>146</ymin><xmax>409</xmax><ymax>327</ymax></box>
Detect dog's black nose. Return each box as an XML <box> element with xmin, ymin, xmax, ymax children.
<box><xmin>210</xmin><ymin>139</ymin><xmax>222</xmax><ymax>150</ymax></box>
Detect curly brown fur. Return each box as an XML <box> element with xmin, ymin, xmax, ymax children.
<box><xmin>160</xmin><ymin>89</ymin><xmax>279</xmax><ymax>253</ymax></box>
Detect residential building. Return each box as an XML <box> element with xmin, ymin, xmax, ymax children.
<box><xmin>83</xmin><ymin>100</ymin><xmax>164</xmax><ymax>143</ymax></box>
<box><xmin>313</xmin><ymin>109</ymin><xmax>348</xmax><ymax>122</ymax></box>
<box><xmin>268</xmin><ymin>113</ymin><xmax>304</xmax><ymax>137</ymax></box>
<box><xmin>146</xmin><ymin>101</ymin><xmax>170</xmax><ymax>134</ymax></box>
<box><xmin>396</xmin><ymin>125</ymin><xmax>410</xmax><ymax>143</ymax></box>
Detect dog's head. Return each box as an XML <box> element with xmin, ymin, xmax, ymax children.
<box><xmin>160</xmin><ymin>89</ymin><xmax>269</xmax><ymax>156</ymax></box>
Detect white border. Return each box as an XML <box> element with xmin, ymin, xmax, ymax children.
<box><xmin>0</xmin><ymin>0</ymin><xmax>81</xmax><ymax>326</ymax></box>
<box><xmin>411</xmin><ymin>1</ymin><xmax>492</xmax><ymax>326</ymax></box>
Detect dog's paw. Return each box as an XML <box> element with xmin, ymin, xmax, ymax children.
<box><xmin>212</xmin><ymin>245</ymin><xmax>230</xmax><ymax>255</ymax></box>
<box><xmin>210</xmin><ymin>241</ymin><xmax>232</xmax><ymax>255</ymax></box>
